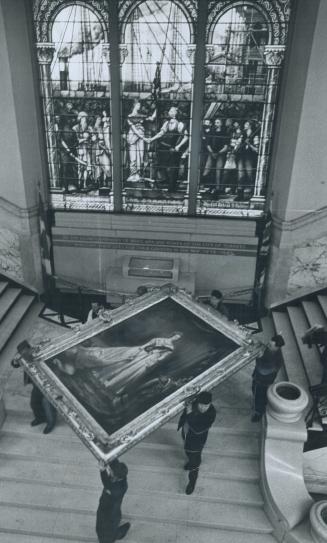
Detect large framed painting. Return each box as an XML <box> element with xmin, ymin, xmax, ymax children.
<box><xmin>18</xmin><ymin>287</ymin><xmax>263</xmax><ymax>463</ymax></box>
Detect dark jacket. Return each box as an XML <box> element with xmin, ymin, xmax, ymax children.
<box><xmin>215</xmin><ymin>300</ymin><xmax>231</xmax><ymax>320</ymax></box>
<box><xmin>253</xmin><ymin>347</ymin><xmax>282</xmax><ymax>386</ymax></box>
<box><xmin>178</xmin><ymin>402</ymin><xmax>216</xmax><ymax>452</ymax></box>
<box><xmin>96</xmin><ymin>470</ymin><xmax>128</xmax><ymax>543</ymax></box>
<box><xmin>321</xmin><ymin>346</ymin><xmax>327</xmax><ymax>383</ymax></box>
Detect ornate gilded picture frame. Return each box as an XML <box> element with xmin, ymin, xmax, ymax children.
<box><xmin>19</xmin><ymin>287</ymin><xmax>262</xmax><ymax>463</ymax></box>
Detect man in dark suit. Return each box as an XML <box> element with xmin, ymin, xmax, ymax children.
<box><xmin>209</xmin><ymin>289</ymin><xmax>231</xmax><ymax>320</ymax></box>
<box><xmin>96</xmin><ymin>460</ymin><xmax>130</xmax><ymax>543</ymax></box>
<box><xmin>251</xmin><ymin>334</ymin><xmax>285</xmax><ymax>422</ymax></box>
<box><xmin>11</xmin><ymin>349</ymin><xmax>57</xmax><ymax>435</ymax></box>
<box><xmin>178</xmin><ymin>391</ymin><xmax>216</xmax><ymax>495</ymax></box>
<box><xmin>29</xmin><ymin>381</ymin><xmax>57</xmax><ymax>434</ymax></box>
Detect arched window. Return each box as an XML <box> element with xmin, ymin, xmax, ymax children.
<box><xmin>198</xmin><ymin>2</ymin><xmax>285</xmax><ymax>215</ymax></box>
<box><xmin>120</xmin><ymin>1</ymin><xmax>194</xmax><ymax>213</ymax></box>
<box><xmin>35</xmin><ymin>2</ymin><xmax>112</xmax><ymax>206</ymax></box>
<box><xmin>33</xmin><ymin>0</ymin><xmax>290</xmax><ymax>217</ymax></box>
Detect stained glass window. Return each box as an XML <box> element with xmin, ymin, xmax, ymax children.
<box><xmin>34</xmin><ymin>4</ymin><xmax>113</xmax><ymax>209</ymax></box>
<box><xmin>197</xmin><ymin>2</ymin><xmax>285</xmax><ymax>216</ymax></box>
<box><xmin>120</xmin><ymin>0</ymin><xmax>195</xmax><ymax>215</ymax></box>
<box><xmin>33</xmin><ymin>0</ymin><xmax>291</xmax><ymax>217</ymax></box>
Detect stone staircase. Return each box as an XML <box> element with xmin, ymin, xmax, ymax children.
<box><xmin>0</xmin><ymin>316</ymin><xmax>277</xmax><ymax>543</ymax></box>
<box><xmin>1</xmin><ymin>283</ymin><xmax>325</xmax><ymax>542</ymax></box>
<box><xmin>260</xmin><ymin>286</ymin><xmax>327</xmax><ymax>395</ymax></box>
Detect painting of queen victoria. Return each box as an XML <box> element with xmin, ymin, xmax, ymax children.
<box><xmin>19</xmin><ymin>289</ymin><xmax>260</xmax><ymax>462</ymax></box>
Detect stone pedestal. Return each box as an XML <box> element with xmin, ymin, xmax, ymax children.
<box><xmin>310</xmin><ymin>501</ymin><xmax>327</xmax><ymax>543</ymax></box>
<box><xmin>267</xmin><ymin>381</ymin><xmax>309</xmax><ymax>422</ymax></box>
<box><xmin>261</xmin><ymin>381</ymin><xmax>313</xmax><ymax>541</ymax></box>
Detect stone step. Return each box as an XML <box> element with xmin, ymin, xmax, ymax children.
<box><xmin>211</xmin><ymin>369</ymin><xmax>254</xmax><ymax>409</ymax></box>
<box><xmin>0</xmin><ymin>454</ymin><xmax>263</xmax><ymax>505</ymax></box>
<box><xmin>0</xmin><ymin>281</ymin><xmax>9</xmax><ymax>296</ymax></box>
<box><xmin>287</xmin><ymin>305</ymin><xmax>322</xmax><ymax>386</ymax></box>
<box><xmin>144</xmin><ymin>424</ymin><xmax>259</xmax><ymax>456</ymax></box>
<box><xmin>0</xmin><ymin>491</ymin><xmax>272</xmax><ymax>535</ymax></box>
<box><xmin>2</xmin><ymin>410</ymin><xmax>259</xmax><ymax>458</ymax></box>
<box><xmin>302</xmin><ymin>300</ymin><xmax>327</xmax><ymax>329</ymax></box>
<box><xmin>317</xmin><ymin>295</ymin><xmax>327</xmax><ymax>320</ymax></box>
<box><xmin>0</xmin><ymin>430</ymin><xmax>260</xmax><ymax>481</ymax></box>
<box><xmin>0</xmin><ymin>529</ymin><xmax>277</xmax><ymax>543</ymax></box>
<box><xmin>272</xmin><ymin>310</ymin><xmax>309</xmax><ymax>393</ymax></box>
<box><xmin>6</xmin><ymin>386</ymin><xmax>257</xmax><ymax>425</ymax></box>
<box><xmin>0</xmin><ymin>294</ymin><xmax>35</xmax><ymax>352</ymax></box>
<box><xmin>0</xmin><ymin>477</ymin><xmax>268</xmax><ymax>526</ymax></box>
<box><xmin>4</xmin><ymin>389</ymin><xmax>260</xmax><ymax>437</ymax></box>
<box><xmin>0</xmin><ymin>534</ymin><xmax>89</xmax><ymax>543</ymax></box>
<box><xmin>0</xmin><ymin>287</ymin><xmax>22</xmax><ymax>323</ymax></box>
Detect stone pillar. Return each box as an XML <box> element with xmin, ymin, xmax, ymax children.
<box><xmin>311</xmin><ymin>501</ymin><xmax>327</xmax><ymax>543</ymax></box>
<box><xmin>261</xmin><ymin>381</ymin><xmax>313</xmax><ymax>540</ymax></box>
<box><xmin>264</xmin><ymin>0</ymin><xmax>326</xmax><ymax>305</ymax></box>
<box><xmin>36</xmin><ymin>43</ymin><xmax>59</xmax><ymax>188</ymax></box>
<box><xmin>252</xmin><ymin>45</ymin><xmax>285</xmax><ymax>203</ymax></box>
<box><xmin>0</xmin><ymin>0</ymin><xmax>46</xmax><ymax>291</ymax></box>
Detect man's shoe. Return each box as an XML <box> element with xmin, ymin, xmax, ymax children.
<box><xmin>116</xmin><ymin>522</ymin><xmax>131</xmax><ymax>540</ymax></box>
<box><xmin>184</xmin><ymin>462</ymin><xmax>191</xmax><ymax>470</ymax></box>
<box><xmin>251</xmin><ymin>414</ymin><xmax>261</xmax><ymax>423</ymax></box>
<box><xmin>31</xmin><ymin>418</ymin><xmax>46</xmax><ymax>427</ymax></box>
<box><xmin>43</xmin><ymin>424</ymin><xmax>55</xmax><ymax>434</ymax></box>
<box><xmin>185</xmin><ymin>483</ymin><xmax>195</xmax><ymax>495</ymax></box>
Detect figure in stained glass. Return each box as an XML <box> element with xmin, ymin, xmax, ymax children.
<box><xmin>147</xmin><ymin>106</ymin><xmax>189</xmax><ymax>193</ymax></box>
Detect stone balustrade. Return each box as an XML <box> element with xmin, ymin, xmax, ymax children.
<box><xmin>261</xmin><ymin>381</ymin><xmax>313</xmax><ymax>541</ymax></box>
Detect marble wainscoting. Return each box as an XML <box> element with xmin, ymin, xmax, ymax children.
<box><xmin>287</xmin><ymin>236</ymin><xmax>327</xmax><ymax>295</ymax></box>
<box><xmin>0</xmin><ymin>227</ymin><xmax>23</xmax><ymax>282</ymax></box>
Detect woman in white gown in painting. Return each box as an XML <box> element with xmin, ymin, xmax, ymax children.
<box><xmin>53</xmin><ymin>332</ymin><xmax>182</xmax><ymax>398</ymax></box>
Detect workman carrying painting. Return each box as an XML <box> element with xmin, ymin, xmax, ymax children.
<box><xmin>178</xmin><ymin>391</ymin><xmax>216</xmax><ymax>495</ymax></box>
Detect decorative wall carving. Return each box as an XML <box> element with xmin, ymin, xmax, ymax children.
<box><xmin>287</xmin><ymin>235</ymin><xmax>327</xmax><ymax>294</ymax></box>
<box><xmin>264</xmin><ymin>45</ymin><xmax>286</xmax><ymax>66</ymax></box>
<box><xmin>36</xmin><ymin>42</ymin><xmax>55</xmax><ymax>64</ymax></box>
<box><xmin>0</xmin><ymin>228</ymin><xmax>23</xmax><ymax>282</ymax></box>
<box><xmin>118</xmin><ymin>44</ymin><xmax>128</xmax><ymax>64</ymax></box>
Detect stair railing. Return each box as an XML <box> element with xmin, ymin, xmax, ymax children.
<box><xmin>260</xmin><ymin>381</ymin><xmax>313</xmax><ymax>540</ymax></box>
